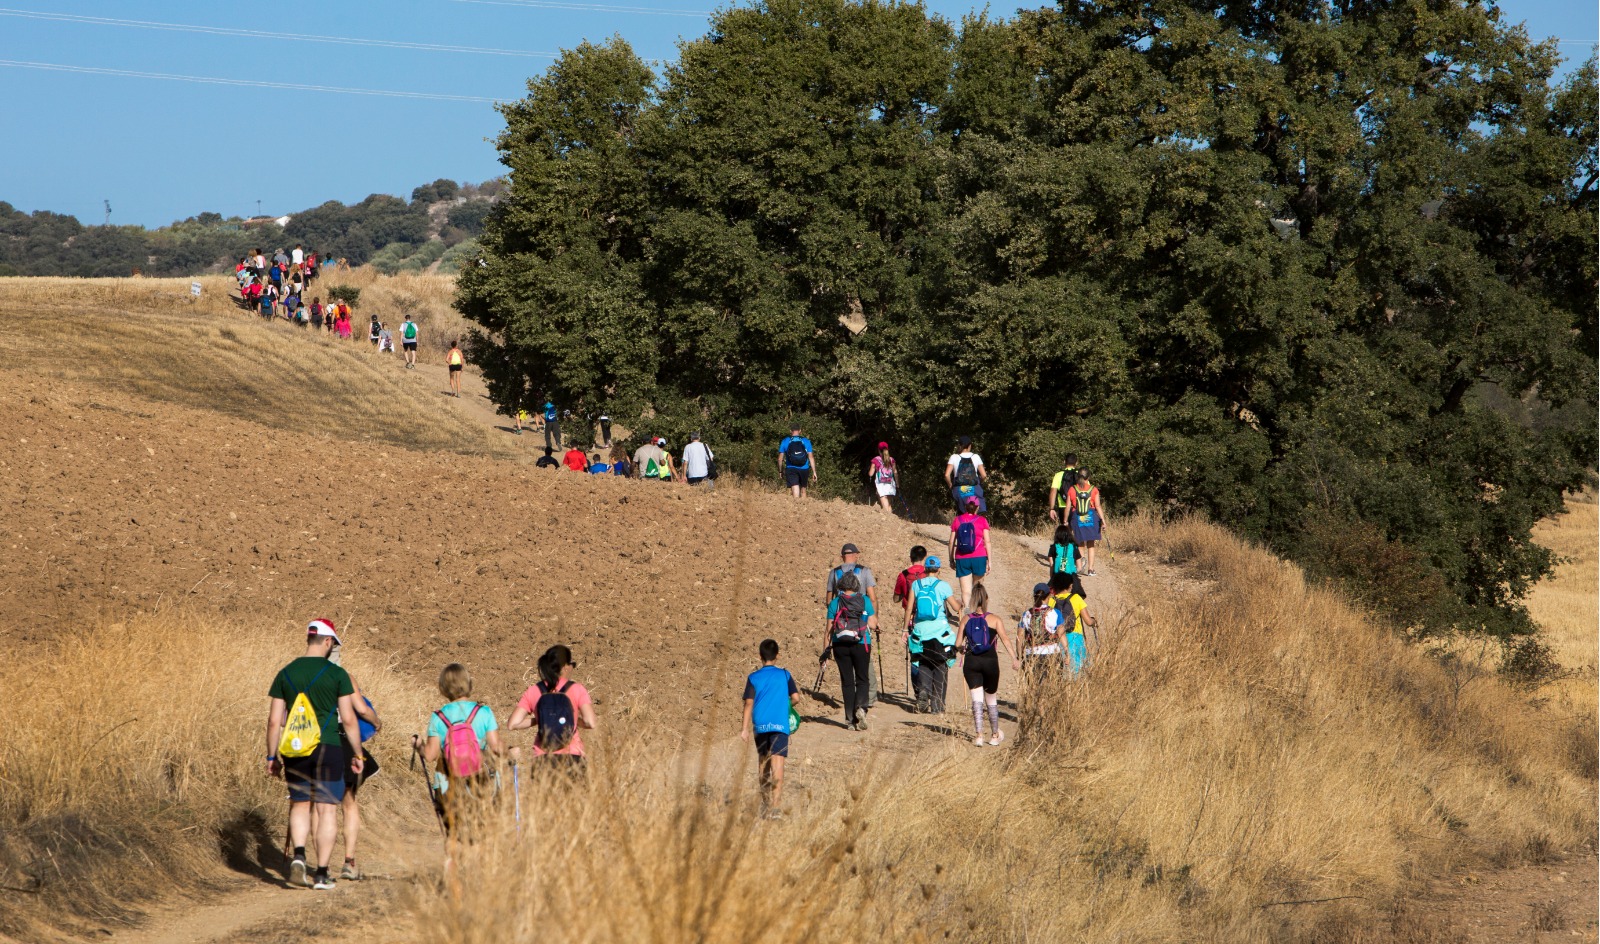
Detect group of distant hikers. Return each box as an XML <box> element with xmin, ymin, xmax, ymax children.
<box><xmin>232</xmin><ymin>245</ymin><xmax>437</xmax><ymax>374</ymax></box>
<box><xmin>263</xmin><ymin>443</ymin><xmax>1108</xmax><ymax>875</ymax></box>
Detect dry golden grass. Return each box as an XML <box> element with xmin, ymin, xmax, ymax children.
<box><xmin>0</xmin><ymin>612</ymin><xmax>435</xmax><ymax>941</ymax></box>
<box><xmin>410</xmin><ymin>513</ymin><xmax>1596</xmax><ymax>944</ymax></box>
<box><xmin>1527</xmin><ymin>490</ymin><xmax>1598</xmax><ymax>678</ymax></box>
<box><xmin>0</xmin><ymin>275</ymin><xmax>506</xmax><ymax>456</ymax></box>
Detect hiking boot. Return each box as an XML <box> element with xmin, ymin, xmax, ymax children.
<box><xmin>288</xmin><ymin>857</ymin><xmax>309</xmax><ymax>888</ymax></box>
<box><xmin>312</xmin><ymin>872</ymin><xmax>337</xmax><ymax>890</ymax></box>
<box><xmin>341</xmin><ymin>860</ymin><xmax>361</xmax><ymax>881</ymax></box>
<box><xmin>855</xmin><ymin>714</ymin><xmax>868</xmax><ymax>731</ymax></box>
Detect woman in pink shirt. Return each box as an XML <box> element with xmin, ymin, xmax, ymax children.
<box><xmin>507</xmin><ymin>645</ymin><xmax>595</xmax><ymax>773</ymax></box>
<box><xmin>948</xmin><ymin>496</ymin><xmax>991</xmax><ymax>612</ymax></box>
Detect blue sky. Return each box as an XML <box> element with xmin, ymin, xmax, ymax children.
<box><xmin>1</xmin><ymin>0</ymin><xmax>1592</xmax><ymax>228</ymax></box>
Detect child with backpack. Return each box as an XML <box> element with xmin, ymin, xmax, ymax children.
<box><xmin>906</xmin><ymin>557</ymin><xmax>957</xmax><ymax>714</ymax></box>
<box><xmin>1018</xmin><ymin>582</ymin><xmax>1061</xmax><ymax>675</ymax></box>
<box><xmin>418</xmin><ymin>663</ymin><xmax>505</xmax><ymax>834</ymax></box>
<box><xmin>1045</xmin><ymin>572</ymin><xmax>1096</xmax><ymax>675</ymax></box>
<box><xmin>956</xmin><ymin>585</ymin><xmax>1020</xmax><ymax>746</ymax></box>
<box><xmin>822</xmin><ymin>572</ymin><xmax>877</xmax><ymax>730</ymax></box>
<box><xmin>1048</xmin><ymin>525</ymin><xmax>1077</xmax><ymax>577</ymax></box>
<box><xmin>740</xmin><ymin>639</ymin><xmax>801</xmax><ymax>817</ymax></box>
<box><xmin>507</xmin><ymin>645</ymin><xmax>595</xmax><ymax>773</ymax></box>
<box><xmin>948</xmin><ymin>497</ymin><xmax>991</xmax><ymax>612</ymax></box>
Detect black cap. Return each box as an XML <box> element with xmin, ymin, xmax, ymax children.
<box><xmin>958</xmin><ymin>435</ymin><xmax>972</xmax><ymax>446</ymax></box>
<box><xmin>840</xmin><ymin>543</ymin><xmax>860</xmax><ymax>555</ymax></box>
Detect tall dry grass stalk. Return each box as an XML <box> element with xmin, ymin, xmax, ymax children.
<box><xmin>0</xmin><ymin>611</ymin><xmax>434</xmax><ymax>940</ymax></box>
<box><xmin>411</xmin><ymin>512</ymin><xmax>1596</xmax><ymax>943</ymax></box>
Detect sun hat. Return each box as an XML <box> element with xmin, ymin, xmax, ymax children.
<box><xmin>307</xmin><ymin>618</ymin><xmax>341</xmax><ymax>645</ymax></box>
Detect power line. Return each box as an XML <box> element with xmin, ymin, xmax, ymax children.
<box><xmin>450</xmin><ymin>0</ymin><xmax>710</xmax><ymax>18</ymax></box>
<box><xmin>0</xmin><ymin>7</ymin><xmax>560</xmax><ymax>57</ymax></box>
<box><xmin>0</xmin><ymin>59</ymin><xmax>503</xmax><ymax>103</ymax></box>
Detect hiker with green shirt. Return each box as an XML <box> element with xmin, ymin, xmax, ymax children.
<box><xmin>265</xmin><ymin>619</ymin><xmax>364</xmax><ymax>890</ymax></box>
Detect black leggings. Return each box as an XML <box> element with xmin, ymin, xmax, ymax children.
<box><xmin>834</xmin><ymin>642</ymin><xmax>870</xmax><ymax>723</ymax></box>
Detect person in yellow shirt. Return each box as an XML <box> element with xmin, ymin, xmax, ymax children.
<box><xmin>1044</xmin><ymin>571</ymin><xmax>1095</xmax><ymax>675</ymax></box>
<box><xmin>447</xmin><ymin>340</ymin><xmax>465</xmax><ymax>398</ymax></box>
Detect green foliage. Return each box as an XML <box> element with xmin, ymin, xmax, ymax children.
<box><xmin>323</xmin><ymin>284</ymin><xmax>362</xmax><ymax>307</ymax></box>
<box><xmin>439</xmin><ymin>239</ymin><xmax>483</xmax><ymax>273</ymax></box>
<box><xmin>411</xmin><ymin>178</ymin><xmax>461</xmax><ymax>205</ymax></box>
<box><xmin>284</xmin><ymin>194</ymin><xmax>428</xmax><ymax>265</ymax></box>
<box><xmin>466</xmin><ymin>2</ymin><xmax>1598</xmax><ymax>640</ymax></box>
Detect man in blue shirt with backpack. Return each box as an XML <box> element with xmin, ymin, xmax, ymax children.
<box><xmin>778</xmin><ymin>426</ymin><xmax>817</xmax><ymax>499</ymax></box>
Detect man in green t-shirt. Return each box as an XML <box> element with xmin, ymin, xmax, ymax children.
<box><xmin>266</xmin><ymin>619</ymin><xmax>364</xmax><ymax>890</ymax></box>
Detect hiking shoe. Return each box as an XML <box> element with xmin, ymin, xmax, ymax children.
<box><xmin>855</xmin><ymin>714</ymin><xmax>868</xmax><ymax>731</ymax></box>
<box><xmin>972</xmin><ymin>735</ymin><xmax>985</xmax><ymax>746</ymax></box>
<box><xmin>288</xmin><ymin>857</ymin><xmax>308</xmax><ymax>888</ymax></box>
<box><xmin>313</xmin><ymin>873</ymin><xmax>337</xmax><ymax>890</ymax></box>
<box><xmin>341</xmin><ymin>861</ymin><xmax>361</xmax><ymax>881</ymax></box>
<box><xmin>989</xmin><ymin>731</ymin><xmax>1005</xmax><ymax>747</ymax></box>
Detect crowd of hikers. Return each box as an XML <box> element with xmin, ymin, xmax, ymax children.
<box><xmin>232</xmin><ymin>245</ymin><xmax>429</xmax><ymax>364</ymax></box>
<box><xmin>263</xmin><ymin>440</ymin><xmax>1107</xmax><ymax>875</ymax></box>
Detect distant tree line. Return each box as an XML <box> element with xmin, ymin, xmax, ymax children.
<box><xmin>460</xmin><ymin>0</ymin><xmax>1597</xmax><ymax>645</ymax></box>
<box><xmin>0</xmin><ymin>177</ymin><xmax>503</xmax><ymax>277</ymax></box>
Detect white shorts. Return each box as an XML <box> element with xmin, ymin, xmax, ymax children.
<box><xmin>875</xmin><ymin>482</ymin><xmax>897</xmax><ymax>498</ymax></box>
<box><xmin>1024</xmin><ymin>643</ymin><xmax>1062</xmax><ymax>657</ymax></box>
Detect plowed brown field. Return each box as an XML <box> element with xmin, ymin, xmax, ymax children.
<box><xmin>1</xmin><ymin>373</ymin><xmax>1034</xmax><ymax>730</ymax></box>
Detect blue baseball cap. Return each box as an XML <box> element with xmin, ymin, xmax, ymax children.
<box><xmin>924</xmin><ymin>556</ymin><xmax>942</xmax><ymax>569</ymax></box>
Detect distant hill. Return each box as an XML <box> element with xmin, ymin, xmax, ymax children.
<box><xmin>0</xmin><ymin>176</ymin><xmax>502</xmax><ymax>278</ymax></box>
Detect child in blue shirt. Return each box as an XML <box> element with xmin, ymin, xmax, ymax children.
<box><xmin>741</xmin><ymin>639</ymin><xmax>800</xmax><ymax>818</ymax></box>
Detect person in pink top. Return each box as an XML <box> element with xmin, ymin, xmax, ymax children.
<box><xmin>947</xmin><ymin>496</ymin><xmax>991</xmax><ymax>612</ymax></box>
<box><xmin>507</xmin><ymin>644</ymin><xmax>595</xmax><ymax>774</ymax></box>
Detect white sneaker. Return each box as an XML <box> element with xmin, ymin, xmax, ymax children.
<box><xmin>288</xmin><ymin>858</ymin><xmax>308</xmax><ymax>888</ymax></box>
<box><xmin>989</xmin><ymin>731</ymin><xmax>1005</xmax><ymax>747</ymax></box>
<box><xmin>972</xmin><ymin>735</ymin><xmax>985</xmax><ymax>746</ymax></box>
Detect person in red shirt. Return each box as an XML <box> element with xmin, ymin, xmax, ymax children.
<box><xmin>562</xmin><ymin>446</ymin><xmax>588</xmax><ymax>471</ymax></box>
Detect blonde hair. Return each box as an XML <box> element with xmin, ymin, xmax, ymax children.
<box><xmin>970</xmin><ymin>584</ymin><xmax>989</xmax><ymax>614</ymax></box>
<box><xmin>438</xmin><ymin>663</ymin><xmax>473</xmax><ymax>700</ymax></box>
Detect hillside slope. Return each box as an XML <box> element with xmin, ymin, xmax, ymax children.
<box><xmin>1</xmin><ymin>282</ymin><xmax>1593</xmax><ymax>944</ymax></box>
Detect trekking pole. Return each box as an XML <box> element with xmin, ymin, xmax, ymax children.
<box><xmin>511</xmin><ymin>757</ymin><xmax>522</xmax><ymax>832</ymax></box>
<box><xmin>411</xmin><ymin>735</ymin><xmax>447</xmax><ymax>838</ymax></box>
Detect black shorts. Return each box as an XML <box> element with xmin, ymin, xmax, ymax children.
<box><xmin>403</xmin><ymin>341</ymin><xmax>417</xmax><ymax>351</ymax></box>
<box><xmin>284</xmin><ymin>743</ymin><xmax>346</xmax><ymax>804</ymax></box>
<box><xmin>784</xmin><ymin>468</ymin><xmax>811</xmax><ymax>487</ymax></box>
<box><xmin>449</xmin><ymin>364</ymin><xmax>463</xmax><ymax>373</ymax></box>
<box><xmin>343</xmin><ymin>746</ymin><xmax>378</xmax><ymax>793</ymax></box>
<box><xmin>962</xmin><ymin>650</ymin><xmax>1000</xmax><ymax>695</ymax></box>
<box><xmin>754</xmin><ymin>732</ymin><xmax>790</xmax><ymax>758</ymax></box>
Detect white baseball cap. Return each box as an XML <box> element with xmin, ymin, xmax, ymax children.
<box><xmin>307</xmin><ymin>618</ymin><xmax>342</xmax><ymax>645</ymax></box>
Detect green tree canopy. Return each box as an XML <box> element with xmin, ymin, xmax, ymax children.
<box><xmin>459</xmin><ymin>0</ymin><xmax>1597</xmax><ymax>640</ymax></box>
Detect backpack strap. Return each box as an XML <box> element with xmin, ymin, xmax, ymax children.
<box><xmin>434</xmin><ymin>709</ymin><xmax>450</xmax><ymax>729</ymax></box>
<box><xmin>556</xmin><ymin>680</ymin><xmax>572</xmax><ymax>695</ymax></box>
<box><xmin>464</xmin><ymin>702</ymin><xmax>482</xmax><ymax>724</ymax></box>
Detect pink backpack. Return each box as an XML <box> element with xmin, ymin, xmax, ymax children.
<box><xmin>434</xmin><ymin>703</ymin><xmax>485</xmax><ymax>778</ymax></box>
